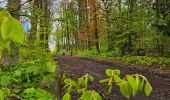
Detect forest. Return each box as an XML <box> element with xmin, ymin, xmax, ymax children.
<box><xmin>0</xmin><ymin>0</ymin><xmax>170</xmax><ymax>100</ymax></box>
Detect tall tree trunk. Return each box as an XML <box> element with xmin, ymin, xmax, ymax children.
<box><xmin>78</xmin><ymin>0</ymin><xmax>86</xmax><ymax>51</ymax></box>
<box><xmin>93</xmin><ymin>0</ymin><xmax>100</xmax><ymax>54</ymax></box>
<box><xmin>85</xmin><ymin>0</ymin><xmax>91</xmax><ymax>51</ymax></box>
<box><xmin>127</xmin><ymin>0</ymin><xmax>135</xmax><ymax>54</ymax></box>
<box><xmin>39</xmin><ymin>0</ymin><xmax>51</xmax><ymax>50</ymax></box>
<box><xmin>29</xmin><ymin>0</ymin><xmax>39</xmax><ymax>44</ymax></box>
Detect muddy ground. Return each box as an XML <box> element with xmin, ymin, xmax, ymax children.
<box><xmin>54</xmin><ymin>55</ymin><xmax>170</xmax><ymax>100</ymax></box>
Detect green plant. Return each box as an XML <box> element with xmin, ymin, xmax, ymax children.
<box><xmin>0</xmin><ymin>10</ymin><xmax>24</xmax><ymax>58</ymax></box>
<box><xmin>0</xmin><ymin>9</ymin><xmax>57</xmax><ymax>100</ymax></box>
<box><xmin>100</xmin><ymin>69</ymin><xmax>152</xmax><ymax>99</ymax></box>
<box><xmin>21</xmin><ymin>88</ymin><xmax>53</xmax><ymax>100</ymax></box>
<box><xmin>62</xmin><ymin>69</ymin><xmax>152</xmax><ymax>100</ymax></box>
<box><xmin>62</xmin><ymin>74</ymin><xmax>101</xmax><ymax>100</ymax></box>
<box><xmin>0</xmin><ymin>60</ymin><xmax>57</xmax><ymax>99</ymax></box>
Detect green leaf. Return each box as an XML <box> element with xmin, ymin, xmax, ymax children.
<box><xmin>35</xmin><ymin>89</ymin><xmax>53</xmax><ymax>100</ymax></box>
<box><xmin>26</xmin><ymin>66</ymin><xmax>34</xmax><ymax>73</ymax></box>
<box><xmin>99</xmin><ymin>79</ymin><xmax>109</xmax><ymax>83</ymax></box>
<box><xmin>1</xmin><ymin>17</ymin><xmax>24</xmax><ymax>43</ymax></box>
<box><xmin>106</xmin><ymin>69</ymin><xmax>112</xmax><ymax>76</ymax></box>
<box><xmin>0</xmin><ymin>10</ymin><xmax>10</xmax><ymax>17</ymax></box>
<box><xmin>113</xmin><ymin>69</ymin><xmax>120</xmax><ymax>75</ymax></box>
<box><xmin>0</xmin><ymin>40</ymin><xmax>10</xmax><ymax>49</ymax></box>
<box><xmin>87</xmin><ymin>75</ymin><xmax>94</xmax><ymax>82</ymax></box>
<box><xmin>133</xmin><ymin>75</ymin><xmax>140</xmax><ymax>96</ymax></box>
<box><xmin>0</xmin><ymin>88</ymin><xmax>10</xmax><ymax>100</ymax></box>
<box><xmin>77</xmin><ymin>88</ymin><xmax>85</xmax><ymax>93</ymax></box>
<box><xmin>71</xmin><ymin>80</ymin><xmax>77</xmax><ymax>87</ymax></box>
<box><xmin>46</xmin><ymin>61</ymin><xmax>56</xmax><ymax>72</ymax></box>
<box><xmin>107</xmin><ymin>85</ymin><xmax>112</xmax><ymax>94</ymax></box>
<box><xmin>139</xmin><ymin>79</ymin><xmax>144</xmax><ymax>91</ymax></box>
<box><xmin>106</xmin><ymin>69</ymin><xmax>120</xmax><ymax>76</ymax></box>
<box><xmin>1</xmin><ymin>17</ymin><xmax>12</xmax><ymax>40</ymax></box>
<box><xmin>126</xmin><ymin>75</ymin><xmax>140</xmax><ymax>96</ymax></box>
<box><xmin>118</xmin><ymin>80</ymin><xmax>133</xmax><ymax>99</ymax></box>
<box><xmin>67</xmin><ymin>86</ymin><xmax>73</xmax><ymax>93</ymax></box>
<box><xmin>64</xmin><ymin>78</ymin><xmax>71</xmax><ymax>84</ymax></box>
<box><xmin>81</xmin><ymin>91</ymin><xmax>102</xmax><ymax>100</ymax></box>
<box><xmin>0</xmin><ymin>76</ymin><xmax>11</xmax><ymax>87</ymax></box>
<box><xmin>62</xmin><ymin>93</ymin><xmax>71</xmax><ymax>100</ymax></box>
<box><xmin>24</xmin><ymin>88</ymin><xmax>35</xmax><ymax>94</ymax></box>
<box><xmin>113</xmin><ymin>75</ymin><xmax>122</xmax><ymax>83</ymax></box>
<box><xmin>78</xmin><ymin>78</ymin><xmax>86</xmax><ymax>86</ymax></box>
<box><xmin>144</xmin><ymin>82</ymin><xmax>152</xmax><ymax>97</ymax></box>
<box><xmin>14</xmin><ymin>70</ymin><xmax>22</xmax><ymax>77</ymax></box>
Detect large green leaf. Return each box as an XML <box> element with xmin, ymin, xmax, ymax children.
<box><xmin>81</xmin><ymin>91</ymin><xmax>102</xmax><ymax>100</ymax></box>
<box><xmin>0</xmin><ymin>40</ymin><xmax>10</xmax><ymax>49</ymax></box>
<box><xmin>113</xmin><ymin>75</ymin><xmax>122</xmax><ymax>83</ymax></box>
<box><xmin>118</xmin><ymin>80</ymin><xmax>133</xmax><ymax>99</ymax></box>
<box><xmin>35</xmin><ymin>89</ymin><xmax>53</xmax><ymax>100</ymax></box>
<box><xmin>126</xmin><ymin>75</ymin><xmax>140</xmax><ymax>96</ymax></box>
<box><xmin>144</xmin><ymin>82</ymin><xmax>152</xmax><ymax>97</ymax></box>
<box><xmin>62</xmin><ymin>93</ymin><xmax>71</xmax><ymax>100</ymax></box>
<box><xmin>106</xmin><ymin>69</ymin><xmax>120</xmax><ymax>77</ymax></box>
<box><xmin>46</xmin><ymin>62</ymin><xmax>56</xmax><ymax>73</ymax></box>
<box><xmin>1</xmin><ymin>17</ymin><xmax>12</xmax><ymax>40</ymax></box>
<box><xmin>23</xmin><ymin>88</ymin><xmax>35</xmax><ymax>94</ymax></box>
<box><xmin>8</xmin><ymin>17</ymin><xmax>24</xmax><ymax>43</ymax></box>
<box><xmin>0</xmin><ymin>76</ymin><xmax>11</xmax><ymax>87</ymax></box>
<box><xmin>0</xmin><ymin>10</ymin><xmax>10</xmax><ymax>18</ymax></box>
<box><xmin>139</xmin><ymin>79</ymin><xmax>144</xmax><ymax>91</ymax></box>
<box><xmin>106</xmin><ymin>69</ymin><xmax>112</xmax><ymax>76</ymax></box>
<box><xmin>0</xmin><ymin>10</ymin><xmax>24</xmax><ymax>58</ymax></box>
<box><xmin>1</xmin><ymin>17</ymin><xmax>24</xmax><ymax>43</ymax></box>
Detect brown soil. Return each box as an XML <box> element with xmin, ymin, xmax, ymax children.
<box><xmin>55</xmin><ymin>55</ymin><xmax>170</xmax><ymax>100</ymax></box>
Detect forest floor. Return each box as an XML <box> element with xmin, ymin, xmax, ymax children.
<box><xmin>54</xmin><ymin>55</ymin><xmax>170</xmax><ymax>100</ymax></box>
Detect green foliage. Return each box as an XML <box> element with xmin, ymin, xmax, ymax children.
<box><xmin>63</xmin><ymin>78</ymin><xmax>77</xmax><ymax>93</ymax></box>
<box><xmin>0</xmin><ymin>10</ymin><xmax>24</xmax><ymax>58</ymax></box>
<box><xmin>62</xmin><ymin>74</ymin><xmax>100</xmax><ymax>100</ymax></box>
<box><xmin>62</xmin><ymin>69</ymin><xmax>152</xmax><ymax>99</ymax></box>
<box><xmin>100</xmin><ymin>69</ymin><xmax>152</xmax><ymax>99</ymax></box>
<box><xmin>122</xmin><ymin>56</ymin><xmax>170</xmax><ymax>67</ymax></box>
<box><xmin>144</xmin><ymin>82</ymin><xmax>152</xmax><ymax>97</ymax></box>
<box><xmin>22</xmin><ymin>88</ymin><xmax>53</xmax><ymax>100</ymax></box>
<box><xmin>0</xmin><ymin>60</ymin><xmax>57</xmax><ymax>99</ymax></box>
<box><xmin>62</xmin><ymin>93</ymin><xmax>71</xmax><ymax>100</ymax></box>
<box><xmin>81</xmin><ymin>90</ymin><xmax>102</xmax><ymax>100</ymax></box>
<box><xmin>0</xmin><ymin>88</ymin><xmax>10</xmax><ymax>100</ymax></box>
<box><xmin>77</xmin><ymin>74</ymin><xmax>94</xmax><ymax>90</ymax></box>
<box><xmin>0</xmin><ymin>76</ymin><xmax>11</xmax><ymax>87</ymax></box>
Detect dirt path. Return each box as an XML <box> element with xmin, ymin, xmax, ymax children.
<box><xmin>55</xmin><ymin>55</ymin><xmax>170</xmax><ymax>100</ymax></box>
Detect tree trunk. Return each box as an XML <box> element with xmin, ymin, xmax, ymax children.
<box><xmin>94</xmin><ymin>0</ymin><xmax>100</xmax><ymax>54</ymax></box>
<box><xmin>29</xmin><ymin>0</ymin><xmax>39</xmax><ymax>43</ymax></box>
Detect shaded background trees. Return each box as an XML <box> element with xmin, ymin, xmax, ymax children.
<box><xmin>54</xmin><ymin>0</ymin><xmax>170</xmax><ymax>57</ymax></box>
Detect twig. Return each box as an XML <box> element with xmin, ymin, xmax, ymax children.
<box><xmin>9</xmin><ymin>0</ymin><xmax>32</xmax><ymax>13</ymax></box>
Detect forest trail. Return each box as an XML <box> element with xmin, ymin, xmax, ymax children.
<box><xmin>55</xmin><ymin>55</ymin><xmax>170</xmax><ymax>100</ymax></box>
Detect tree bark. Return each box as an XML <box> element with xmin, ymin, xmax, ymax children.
<box><xmin>93</xmin><ymin>0</ymin><xmax>100</xmax><ymax>54</ymax></box>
